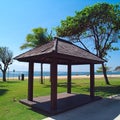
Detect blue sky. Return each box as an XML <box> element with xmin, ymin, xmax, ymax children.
<box><xmin>0</xmin><ymin>0</ymin><xmax>120</xmax><ymax>72</ymax></box>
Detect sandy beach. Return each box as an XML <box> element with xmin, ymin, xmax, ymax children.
<box><xmin>0</xmin><ymin>74</ymin><xmax>120</xmax><ymax>80</ymax></box>
<box><xmin>32</xmin><ymin>74</ymin><xmax>120</xmax><ymax>80</ymax></box>
<box><xmin>45</xmin><ymin>74</ymin><xmax>120</xmax><ymax>79</ymax></box>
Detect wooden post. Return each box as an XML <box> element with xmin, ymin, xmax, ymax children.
<box><xmin>90</xmin><ymin>63</ymin><xmax>95</xmax><ymax>98</ymax></box>
<box><xmin>50</xmin><ymin>61</ymin><xmax>57</xmax><ymax>111</ymax></box>
<box><xmin>41</xmin><ymin>63</ymin><xmax>43</xmax><ymax>84</ymax></box>
<box><xmin>67</xmin><ymin>64</ymin><xmax>71</xmax><ymax>93</ymax></box>
<box><xmin>28</xmin><ymin>61</ymin><xmax>34</xmax><ymax>101</ymax></box>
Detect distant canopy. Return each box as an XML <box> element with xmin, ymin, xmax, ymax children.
<box><xmin>115</xmin><ymin>66</ymin><xmax>120</xmax><ymax>71</ymax></box>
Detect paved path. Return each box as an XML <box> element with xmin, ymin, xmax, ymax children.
<box><xmin>43</xmin><ymin>95</ymin><xmax>120</xmax><ymax>120</ymax></box>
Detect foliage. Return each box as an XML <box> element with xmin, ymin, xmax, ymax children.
<box><xmin>0</xmin><ymin>77</ymin><xmax>120</xmax><ymax>120</ymax></box>
<box><xmin>56</xmin><ymin>3</ymin><xmax>120</xmax><ymax>59</ymax></box>
<box><xmin>56</xmin><ymin>3</ymin><xmax>120</xmax><ymax>84</ymax></box>
<box><xmin>20</xmin><ymin>27</ymin><xmax>53</xmax><ymax>49</ymax></box>
<box><xmin>97</xmin><ymin>65</ymin><xmax>111</xmax><ymax>72</ymax></box>
<box><xmin>0</xmin><ymin>47</ymin><xmax>13</xmax><ymax>81</ymax></box>
<box><xmin>115</xmin><ymin>66</ymin><xmax>120</xmax><ymax>71</ymax></box>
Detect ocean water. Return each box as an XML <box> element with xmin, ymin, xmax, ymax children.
<box><xmin>0</xmin><ymin>71</ymin><xmax>120</xmax><ymax>78</ymax></box>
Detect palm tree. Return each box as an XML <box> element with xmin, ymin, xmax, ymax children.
<box><xmin>20</xmin><ymin>27</ymin><xmax>53</xmax><ymax>49</ymax></box>
<box><xmin>20</xmin><ymin>27</ymin><xmax>53</xmax><ymax>84</ymax></box>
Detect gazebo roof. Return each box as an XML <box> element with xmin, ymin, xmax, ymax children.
<box><xmin>15</xmin><ymin>37</ymin><xmax>104</xmax><ymax>64</ymax></box>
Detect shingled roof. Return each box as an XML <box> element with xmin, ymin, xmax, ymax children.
<box><xmin>15</xmin><ymin>37</ymin><xmax>104</xmax><ymax>64</ymax></box>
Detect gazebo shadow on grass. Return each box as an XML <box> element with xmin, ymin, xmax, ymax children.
<box><xmin>77</xmin><ymin>85</ymin><xmax>120</xmax><ymax>96</ymax></box>
<box><xmin>44</xmin><ymin>82</ymin><xmax>76</xmax><ymax>88</ymax></box>
<box><xmin>95</xmin><ymin>85</ymin><xmax>120</xmax><ymax>95</ymax></box>
<box><xmin>57</xmin><ymin>82</ymin><xmax>76</xmax><ymax>88</ymax></box>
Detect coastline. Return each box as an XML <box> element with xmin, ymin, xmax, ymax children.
<box><xmin>1</xmin><ymin>71</ymin><xmax>120</xmax><ymax>80</ymax></box>
<box><xmin>0</xmin><ymin>74</ymin><xmax>120</xmax><ymax>80</ymax></box>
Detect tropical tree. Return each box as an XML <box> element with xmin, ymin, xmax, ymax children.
<box><xmin>56</xmin><ymin>3</ymin><xmax>120</xmax><ymax>84</ymax></box>
<box><xmin>115</xmin><ymin>66</ymin><xmax>120</xmax><ymax>71</ymax></box>
<box><xmin>0</xmin><ymin>47</ymin><xmax>13</xmax><ymax>82</ymax></box>
<box><xmin>20</xmin><ymin>27</ymin><xmax>53</xmax><ymax>49</ymax></box>
<box><xmin>20</xmin><ymin>27</ymin><xmax>53</xmax><ymax>84</ymax></box>
<box><xmin>96</xmin><ymin>65</ymin><xmax>111</xmax><ymax>73</ymax></box>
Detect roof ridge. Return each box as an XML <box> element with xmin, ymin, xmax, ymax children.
<box><xmin>52</xmin><ymin>38</ymin><xmax>58</xmax><ymax>52</ymax></box>
<box><xmin>54</xmin><ymin>37</ymin><xmax>73</xmax><ymax>44</ymax></box>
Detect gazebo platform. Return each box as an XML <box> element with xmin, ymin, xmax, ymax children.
<box><xmin>20</xmin><ymin>93</ymin><xmax>102</xmax><ymax>115</ymax></box>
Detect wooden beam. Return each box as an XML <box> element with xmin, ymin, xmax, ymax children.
<box><xmin>28</xmin><ymin>61</ymin><xmax>34</xmax><ymax>101</ymax></box>
<box><xmin>90</xmin><ymin>63</ymin><xmax>95</xmax><ymax>98</ymax></box>
<box><xmin>40</xmin><ymin>63</ymin><xmax>43</xmax><ymax>84</ymax></box>
<box><xmin>50</xmin><ymin>61</ymin><xmax>57</xmax><ymax>111</ymax></box>
<box><xmin>67</xmin><ymin>64</ymin><xmax>71</xmax><ymax>93</ymax></box>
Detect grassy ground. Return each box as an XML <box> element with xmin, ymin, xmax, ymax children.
<box><xmin>0</xmin><ymin>77</ymin><xmax>120</xmax><ymax>120</ymax></box>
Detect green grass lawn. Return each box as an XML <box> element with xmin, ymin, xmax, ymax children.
<box><xmin>0</xmin><ymin>77</ymin><xmax>120</xmax><ymax>120</ymax></box>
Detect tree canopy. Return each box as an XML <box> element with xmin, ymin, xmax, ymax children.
<box><xmin>96</xmin><ymin>65</ymin><xmax>111</xmax><ymax>73</ymax></box>
<box><xmin>115</xmin><ymin>66</ymin><xmax>120</xmax><ymax>71</ymax></box>
<box><xmin>56</xmin><ymin>3</ymin><xmax>120</xmax><ymax>59</ymax></box>
<box><xmin>56</xmin><ymin>3</ymin><xmax>120</xmax><ymax>84</ymax></box>
<box><xmin>20</xmin><ymin>27</ymin><xmax>53</xmax><ymax>49</ymax></box>
<box><xmin>0</xmin><ymin>47</ymin><xmax>13</xmax><ymax>81</ymax></box>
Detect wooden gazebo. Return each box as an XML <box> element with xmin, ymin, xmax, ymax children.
<box><xmin>15</xmin><ymin>37</ymin><xmax>104</xmax><ymax>114</ymax></box>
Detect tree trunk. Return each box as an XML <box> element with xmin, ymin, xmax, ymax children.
<box><xmin>40</xmin><ymin>63</ymin><xmax>44</xmax><ymax>84</ymax></box>
<box><xmin>102</xmin><ymin>63</ymin><xmax>110</xmax><ymax>85</ymax></box>
<box><xmin>2</xmin><ymin>70</ymin><xmax>6</xmax><ymax>82</ymax></box>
